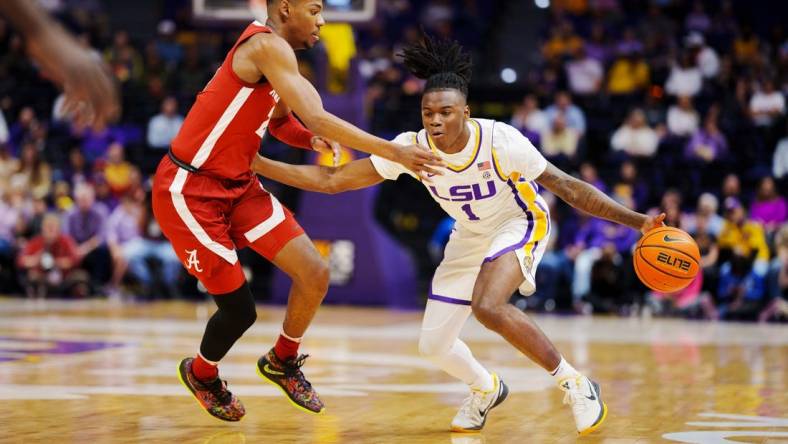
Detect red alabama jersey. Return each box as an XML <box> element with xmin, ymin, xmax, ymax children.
<box><xmin>170</xmin><ymin>22</ymin><xmax>280</xmax><ymax>181</ymax></box>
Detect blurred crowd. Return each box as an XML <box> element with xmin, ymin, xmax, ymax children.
<box><xmin>0</xmin><ymin>0</ymin><xmax>785</xmax><ymax>322</ymax></box>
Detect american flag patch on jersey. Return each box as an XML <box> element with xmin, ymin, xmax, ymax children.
<box><xmin>477</xmin><ymin>161</ymin><xmax>491</xmax><ymax>171</ymax></box>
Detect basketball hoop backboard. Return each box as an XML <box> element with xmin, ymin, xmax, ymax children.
<box><xmin>193</xmin><ymin>0</ymin><xmax>376</xmax><ymax>23</ymax></box>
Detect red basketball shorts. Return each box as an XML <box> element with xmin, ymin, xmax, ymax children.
<box><xmin>151</xmin><ymin>157</ymin><xmax>304</xmax><ymax>295</ymax></box>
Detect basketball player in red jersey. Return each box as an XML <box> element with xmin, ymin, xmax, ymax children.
<box><xmin>152</xmin><ymin>0</ymin><xmax>443</xmax><ymax>422</ymax></box>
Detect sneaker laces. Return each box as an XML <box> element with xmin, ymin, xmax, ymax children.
<box><xmin>282</xmin><ymin>354</ymin><xmax>313</xmax><ymax>390</ymax></box>
<box><xmin>560</xmin><ymin>377</ymin><xmax>587</xmax><ymax>412</ymax></box>
<box><xmin>459</xmin><ymin>390</ymin><xmax>486</xmax><ymax>420</ymax></box>
<box><xmin>205</xmin><ymin>378</ymin><xmax>233</xmax><ymax>405</ymax></box>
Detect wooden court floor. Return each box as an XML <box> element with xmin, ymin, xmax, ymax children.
<box><xmin>0</xmin><ymin>298</ymin><xmax>786</xmax><ymax>444</ymax></box>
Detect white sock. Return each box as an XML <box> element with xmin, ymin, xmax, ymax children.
<box><xmin>470</xmin><ymin>370</ymin><xmax>495</xmax><ymax>392</ymax></box>
<box><xmin>281</xmin><ymin>330</ymin><xmax>302</xmax><ymax>343</ymax></box>
<box><xmin>550</xmin><ymin>356</ymin><xmax>581</xmax><ymax>382</ymax></box>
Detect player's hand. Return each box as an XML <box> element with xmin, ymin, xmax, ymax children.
<box><xmin>640</xmin><ymin>213</ymin><xmax>666</xmax><ymax>235</ymax></box>
<box><xmin>311</xmin><ymin>136</ymin><xmax>341</xmax><ymax>166</ymax></box>
<box><xmin>396</xmin><ymin>144</ymin><xmax>445</xmax><ymax>182</ymax></box>
<box><xmin>28</xmin><ymin>27</ymin><xmax>120</xmax><ymax>131</ymax></box>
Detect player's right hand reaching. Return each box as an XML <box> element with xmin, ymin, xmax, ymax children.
<box><xmin>396</xmin><ymin>144</ymin><xmax>445</xmax><ymax>181</ymax></box>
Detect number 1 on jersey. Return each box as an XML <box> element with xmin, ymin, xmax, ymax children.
<box><xmin>461</xmin><ymin>203</ymin><xmax>480</xmax><ymax>221</ymax></box>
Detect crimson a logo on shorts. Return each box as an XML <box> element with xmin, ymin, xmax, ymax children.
<box><xmin>185</xmin><ymin>249</ymin><xmax>203</xmax><ymax>272</ymax></box>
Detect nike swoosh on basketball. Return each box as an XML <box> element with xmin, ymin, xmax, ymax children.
<box><xmin>663</xmin><ymin>234</ymin><xmax>685</xmax><ymax>243</ymax></box>
<box><xmin>263</xmin><ymin>364</ymin><xmax>285</xmax><ymax>376</ymax></box>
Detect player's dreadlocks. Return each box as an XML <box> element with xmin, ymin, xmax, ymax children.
<box><xmin>399</xmin><ymin>34</ymin><xmax>473</xmax><ymax>98</ymax></box>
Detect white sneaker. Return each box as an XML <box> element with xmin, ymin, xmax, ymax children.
<box><xmin>450</xmin><ymin>373</ymin><xmax>509</xmax><ymax>432</ymax></box>
<box><xmin>558</xmin><ymin>375</ymin><xmax>607</xmax><ymax>435</ymax></box>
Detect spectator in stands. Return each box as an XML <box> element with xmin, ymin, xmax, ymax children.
<box><xmin>616</xmin><ymin>28</ymin><xmax>644</xmax><ymax>56</ymax></box>
<box><xmin>542</xmin><ymin>20</ymin><xmax>583</xmax><ymax>62</ymax></box>
<box><xmin>153</xmin><ymin>19</ymin><xmax>183</xmax><ymax>67</ymax></box>
<box><xmin>685</xmin><ymin>32</ymin><xmax>719</xmax><ymax>79</ymax></box>
<box><xmin>685</xmin><ymin>106</ymin><xmax>728</xmax><ymax>164</ymax></box>
<box><xmin>8</xmin><ymin>106</ymin><xmax>38</xmax><ymax>154</ymax></box>
<box><xmin>104</xmin><ymin>30</ymin><xmax>143</xmax><ymax>84</ymax></box>
<box><xmin>52</xmin><ymin>180</ymin><xmax>73</xmax><ymax>212</ymax></box>
<box><xmin>584</xmin><ymin>23</ymin><xmax>610</xmax><ymax>64</ymax></box>
<box><xmin>571</xmin><ymin>204</ymin><xmax>640</xmax><ymax>313</ymax></box>
<box><xmin>0</xmin><ymin>145</ymin><xmax>19</xmax><ymax>192</ymax></box>
<box><xmin>578</xmin><ymin>162</ymin><xmax>606</xmax><ymax>193</ymax></box>
<box><xmin>749</xmin><ymin>177</ymin><xmax>787</xmax><ymax>238</ymax></box>
<box><xmin>612</xmin><ymin>160</ymin><xmax>649</xmax><ymax>212</ymax></box>
<box><xmin>121</xmin><ymin>193</ymin><xmax>182</xmax><ymax>299</ymax></box>
<box><xmin>760</xmin><ymin>224</ymin><xmax>788</xmax><ymax>322</ymax></box>
<box><xmin>565</xmin><ymin>45</ymin><xmax>603</xmax><ymax>97</ymax></box>
<box><xmin>545</xmin><ymin>91</ymin><xmax>586</xmax><ymax>135</ymax></box>
<box><xmin>62</xmin><ymin>183</ymin><xmax>110</xmax><ymax>293</ymax></box>
<box><xmin>667</xmin><ymin>95</ymin><xmax>700</xmax><ymax>137</ymax></box>
<box><xmin>172</xmin><ymin>45</ymin><xmax>208</xmax><ymax>105</ymax></box>
<box><xmin>606</xmin><ymin>49</ymin><xmax>650</xmax><ymax>96</ymax></box>
<box><xmin>715</xmin><ymin>253</ymin><xmax>767</xmax><ymax>321</ymax></box>
<box><xmin>683</xmin><ymin>193</ymin><xmax>725</xmax><ymax>237</ymax></box>
<box><xmin>610</xmin><ymin>108</ymin><xmax>660</xmax><ymax>159</ymax></box>
<box><xmin>146</xmin><ymin>96</ymin><xmax>183</xmax><ymax>149</ymax></box>
<box><xmin>665</xmin><ymin>51</ymin><xmax>703</xmax><ymax>98</ymax></box>
<box><xmin>105</xmin><ymin>191</ymin><xmax>143</xmax><ymax>298</ymax></box>
<box><xmin>749</xmin><ymin>79</ymin><xmax>785</xmax><ymax>128</ymax></box>
<box><xmin>684</xmin><ymin>0</ymin><xmax>711</xmax><ymax>34</ymax></box>
<box><xmin>510</xmin><ymin>94</ymin><xmax>548</xmax><ymax>143</ymax></box>
<box><xmin>11</xmin><ymin>141</ymin><xmax>51</xmax><ymax>199</ymax></box>
<box><xmin>774</xmin><ymin>123</ymin><xmax>788</xmax><ymax>179</ymax></box>
<box><xmin>733</xmin><ymin>25</ymin><xmax>761</xmax><ymax>66</ymax></box>
<box><xmin>721</xmin><ymin>173</ymin><xmax>742</xmax><ymax>202</ymax></box>
<box><xmin>540</xmin><ymin>113</ymin><xmax>579</xmax><ymax>166</ymax></box>
<box><xmin>719</xmin><ymin>197</ymin><xmax>770</xmax><ymax>276</ymax></box>
<box><xmin>101</xmin><ymin>142</ymin><xmax>136</xmax><ymax>197</ymax></box>
<box><xmin>60</xmin><ymin>147</ymin><xmax>91</xmax><ymax>188</ymax></box>
<box><xmin>17</xmin><ymin>212</ymin><xmax>88</xmax><ymax>298</ymax></box>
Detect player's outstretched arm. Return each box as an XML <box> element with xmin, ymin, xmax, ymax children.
<box><xmin>0</xmin><ymin>0</ymin><xmax>119</xmax><ymax>130</ymax></box>
<box><xmin>246</xmin><ymin>34</ymin><xmax>444</xmax><ymax>177</ymax></box>
<box><xmin>536</xmin><ymin>162</ymin><xmax>664</xmax><ymax>234</ymax></box>
<box><xmin>251</xmin><ymin>154</ymin><xmax>384</xmax><ymax>194</ymax></box>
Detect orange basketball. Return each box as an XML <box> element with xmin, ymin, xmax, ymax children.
<box><xmin>633</xmin><ymin>226</ymin><xmax>700</xmax><ymax>293</ymax></box>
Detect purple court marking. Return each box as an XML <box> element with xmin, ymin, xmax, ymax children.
<box><xmin>0</xmin><ymin>337</ymin><xmax>127</xmax><ymax>363</ymax></box>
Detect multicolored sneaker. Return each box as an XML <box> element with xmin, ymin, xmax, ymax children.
<box><xmin>256</xmin><ymin>349</ymin><xmax>324</xmax><ymax>414</ymax></box>
<box><xmin>177</xmin><ymin>357</ymin><xmax>245</xmax><ymax>422</ymax></box>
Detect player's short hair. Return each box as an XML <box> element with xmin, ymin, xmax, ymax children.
<box><xmin>399</xmin><ymin>34</ymin><xmax>472</xmax><ymax>98</ymax></box>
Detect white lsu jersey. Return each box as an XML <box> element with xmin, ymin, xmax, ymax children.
<box><xmin>371</xmin><ymin>119</ymin><xmax>552</xmax><ymax>299</ymax></box>
<box><xmin>370</xmin><ymin>118</ymin><xmax>550</xmax><ymax>238</ymax></box>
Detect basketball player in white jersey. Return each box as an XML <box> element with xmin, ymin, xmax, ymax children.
<box><xmin>251</xmin><ymin>37</ymin><xmax>665</xmax><ymax>435</ymax></box>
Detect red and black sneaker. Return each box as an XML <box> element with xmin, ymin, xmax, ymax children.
<box><xmin>256</xmin><ymin>348</ymin><xmax>324</xmax><ymax>414</ymax></box>
<box><xmin>177</xmin><ymin>357</ymin><xmax>246</xmax><ymax>422</ymax></box>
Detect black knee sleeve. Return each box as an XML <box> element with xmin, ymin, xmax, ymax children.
<box><xmin>199</xmin><ymin>282</ymin><xmax>257</xmax><ymax>362</ymax></box>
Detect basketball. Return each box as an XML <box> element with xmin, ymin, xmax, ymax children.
<box><xmin>633</xmin><ymin>227</ymin><xmax>700</xmax><ymax>293</ymax></box>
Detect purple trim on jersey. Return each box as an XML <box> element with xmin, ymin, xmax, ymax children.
<box><xmin>482</xmin><ymin>179</ymin><xmax>535</xmax><ymax>263</ymax></box>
